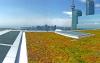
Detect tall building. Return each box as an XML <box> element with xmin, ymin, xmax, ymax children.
<box><xmin>86</xmin><ymin>0</ymin><xmax>95</xmax><ymax>15</ymax></box>
<box><xmin>71</xmin><ymin>0</ymin><xmax>82</xmax><ymax>30</ymax></box>
<box><xmin>72</xmin><ymin>10</ymin><xmax>82</xmax><ymax>30</ymax></box>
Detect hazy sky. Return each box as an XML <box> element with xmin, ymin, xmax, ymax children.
<box><xmin>0</xmin><ymin>0</ymin><xmax>100</xmax><ymax>27</ymax></box>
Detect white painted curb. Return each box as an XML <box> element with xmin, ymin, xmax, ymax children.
<box><xmin>19</xmin><ymin>32</ymin><xmax>28</xmax><ymax>63</ymax></box>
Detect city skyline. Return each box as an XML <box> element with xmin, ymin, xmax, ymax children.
<box><xmin>0</xmin><ymin>0</ymin><xmax>100</xmax><ymax>28</ymax></box>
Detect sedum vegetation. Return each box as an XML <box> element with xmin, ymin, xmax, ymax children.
<box><xmin>26</xmin><ymin>30</ymin><xmax>100</xmax><ymax>63</ymax></box>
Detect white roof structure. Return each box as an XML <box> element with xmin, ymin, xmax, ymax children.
<box><xmin>55</xmin><ymin>31</ymin><xmax>94</xmax><ymax>39</ymax></box>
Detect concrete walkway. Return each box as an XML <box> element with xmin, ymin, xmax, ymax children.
<box><xmin>2</xmin><ymin>31</ymin><xmax>22</xmax><ymax>63</ymax></box>
<box><xmin>0</xmin><ymin>30</ymin><xmax>10</xmax><ymax>35</ymax></box>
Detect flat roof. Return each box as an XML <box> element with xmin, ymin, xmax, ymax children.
<box><xmin>0</xmin><ymin>45</ymin><xmax>10</xmax><ymax>63</ymax></box>
<box><xmin>0</xmin><ymin>31</ymin><xmax>21</xmax><ymax>63</ymax></box>
<box><xmin>0</xmin><ymin>31</ymin><xmax>20</xmax><ymax>45</ymax></box>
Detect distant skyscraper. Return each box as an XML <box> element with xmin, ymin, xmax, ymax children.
<box><xmin>86</xmin><ymin>0</ymin><xmax>95</xmax><ymax>15</ymax></box>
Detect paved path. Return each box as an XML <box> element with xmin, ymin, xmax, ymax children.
<box><xmin>0</xmin><ymin>30</ymin><xmax>10</xmax><ymax>35</ymax></box>
<box><xmin>0</xmin><ymin>31</ymin><xmax>21</xmax><ymax>63</ymax></box>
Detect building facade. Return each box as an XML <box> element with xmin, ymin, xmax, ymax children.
<box><xmin>86</xmin><ymin>0</ymin><xmax>94</xmax><ymax>15</ymax></box>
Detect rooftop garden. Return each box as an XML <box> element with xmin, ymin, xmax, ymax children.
<box><xmin>26</xmin><ymin>30</ymin><xmax>100</xmax><ymax>63</ymax></box>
